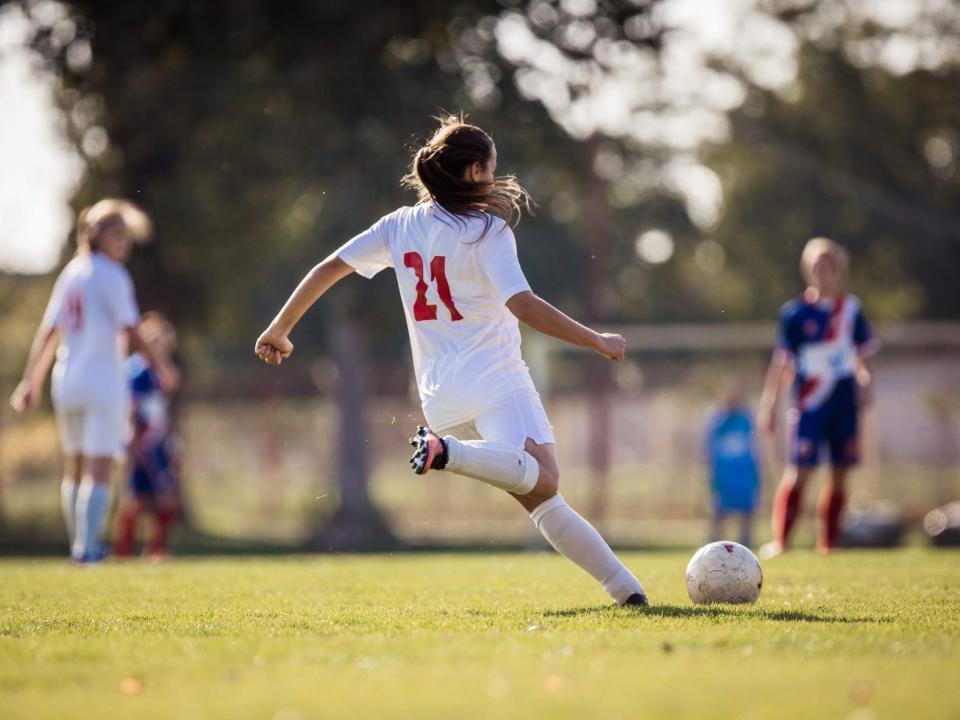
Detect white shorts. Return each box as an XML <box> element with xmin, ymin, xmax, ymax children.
<box><xmin>436</xmin><ymin>389</ymin><xmax>555</xmax><ymax>449</ymax></box>
<box><xmin>55</xmin><ymin>404</ymin><xmax>129</xmax><ymax>457</ymax></box>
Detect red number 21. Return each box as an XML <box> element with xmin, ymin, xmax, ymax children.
<box><xmin>403</xmin><ymin>252</ymin><xmax>464</xmax><ymax>322</ymax></box>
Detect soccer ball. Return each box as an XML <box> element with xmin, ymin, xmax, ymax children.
<box><xmin>685</xmin><ymin>541</ymin><xmax>763</xmax><ymax>604</ymax></box>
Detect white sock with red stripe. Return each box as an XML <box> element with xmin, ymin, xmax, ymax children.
<box><xmin>530</xmin><ymin>494</ymin><xmax>645</xmax><ymax>604</ymax></box>
<box><xmin>442</xmin><ymin>436</ymin><xmax>539</xmax><ymax>495</ymax></box>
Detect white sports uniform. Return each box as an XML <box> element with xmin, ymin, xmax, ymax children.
<box><xmin>339</xmin><ymin>202</ymin><xmax>646</xmax><ymax>604</ymax></box>
<box><xmin>42</xmin><ymin>252</ymin><xmax>140</xmax><ymax>456</ymax></box>
<box><xmin>337</xmin><ymin>202</ymin><xmax>554</xmax><ymax>447</ymax></box>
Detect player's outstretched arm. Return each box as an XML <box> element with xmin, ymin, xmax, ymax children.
<box><xmin>255</xmin><ymin>255</ymin><xmax>355</xmax><ymax>366</ymax></box>
<box><xmin>506</xmin><ymin>290</ymin><xmax>625</xmax><ymax>361</ymax></box>
<box><xmin>10</xmin><ymin>324</ymin><xmax>59</xmax><ymax>412</ymax></box>
<box><xmin>757</xmin><ymin>352</ymin><xmax>793</xmax><ymax>434</ymax></box>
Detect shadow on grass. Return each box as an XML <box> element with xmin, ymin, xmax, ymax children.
<box><xmin>543</xmin><ymin>604</ymin><xmax>888</xmax><ymax>624</ymax></box>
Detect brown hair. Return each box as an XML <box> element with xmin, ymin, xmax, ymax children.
<box><xmin>77</xmin><ymin>198</ymin><xmax>153</xmax><ymax>253</ymax></box>
<box><xmin>401</xmin><ymin>115</ymin><xmax>532</xmax><ymax>238</ymax></box>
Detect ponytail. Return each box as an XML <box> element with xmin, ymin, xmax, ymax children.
<box><xmin>402</xmin><ymin>115</ymin><xmax>532</xmax><ymax>239</ymax></box>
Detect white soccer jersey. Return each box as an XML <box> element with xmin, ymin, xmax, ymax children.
<box><xmin>42</xmin><ymin>252</ymin><xmax>140</xmax><ymax>409</ymax></box>
<box><xmin>337</xmin><ymin>202</ymin><xmax>537</xmax><ymax>429</ymax></box>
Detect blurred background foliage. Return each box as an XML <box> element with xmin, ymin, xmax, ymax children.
<box><xmin>1</xmin><ymin>0</ymin><xmax>956</xmax><ymax>397</ymax></box>
<box><xmin>1</xmin><ymin>0</ymin><xmax>959</xmax><ymax>547</ymax></box>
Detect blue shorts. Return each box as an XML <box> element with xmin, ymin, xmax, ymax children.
<box><xmin>130</xmin><ymin>441</ymin><xmax>177</xmax><ymax>499</ymax></box>
<box><xmin>791</xmin><ymin>379</ymin><xmax>859</xmax><ymax>467</ymax></box>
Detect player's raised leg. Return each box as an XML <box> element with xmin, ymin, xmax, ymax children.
<box><xmin>410</xmin><ymin>426</ymin><xmax>539</xmax><ymax>495</ymax></box>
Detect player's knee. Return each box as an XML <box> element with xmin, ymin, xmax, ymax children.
<box><xmin>534</xmin><ymin>463</ymin><xmax>559</xmax><ymax>497</ymax></box>
<box><xmin>64</xmin><ymin>455</ymin><xmax>82</xmax><ymax>483</ymax></box>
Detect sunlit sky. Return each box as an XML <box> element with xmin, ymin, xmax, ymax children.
<box><xmin>0</xmin><ymin>3</ymin><xmax>83</xmax><ymax>274</ymax></box>
<box><xmin>0</xmin><ymin>0</ymin><xmax>956</xmax><ymax>275</ymax></box>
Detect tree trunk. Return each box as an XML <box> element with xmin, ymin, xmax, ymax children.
<box><xmin>309</xmin><ymin>319</ymin><xmax>399</xmax><ymax>551</ymax></box>
<box><xmin>585</xmin><ymin>139</ymin><xmax>613</xmax><ymax>527</ymax></box>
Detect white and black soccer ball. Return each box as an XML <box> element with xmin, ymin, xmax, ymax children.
<box><xmin>685</xmin><ymin>541</ymin><xmax>763</xmax><ymax>604</ymax></box>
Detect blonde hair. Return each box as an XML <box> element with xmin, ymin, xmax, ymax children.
<box><xmin>801</xmin><ymin>236</ymin><xmax>849</xmax><ymax>283</ymax></box>
<box><xmin>77</xmin><ymin>198</ymin><xmax>153</xmax><ymax>252</ymax></box>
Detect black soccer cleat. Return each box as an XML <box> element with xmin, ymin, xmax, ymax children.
<box><xmin>408</xmin><ymin>425</ymin><xmax>448</xmax><ymax>475</ymax></box>
<box><xmin>623</xmin><ymin>592</ymin><xmax>649</xmax><ymax>607</ymax></box>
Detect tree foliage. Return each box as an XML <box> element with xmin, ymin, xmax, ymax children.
<box><xmin>7</xmin><ymin>0</ymin><xmax>959</xmax><ymax>388</ymax></box>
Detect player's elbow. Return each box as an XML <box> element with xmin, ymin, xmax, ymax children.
<box><xmin>506</xmin><ymin>291</ymin><xmax>540</xmax><ymax>323</ymax></box>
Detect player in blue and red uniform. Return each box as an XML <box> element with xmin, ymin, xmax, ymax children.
<box><xmin>113</xmin><ymin>312</ymin><xmax>181</xmax><ymax>559</ymax></box>
<box><xmin>758</xmin><ymin>238</ymin><xmax>877</xmax><ymax>556</ymax></box>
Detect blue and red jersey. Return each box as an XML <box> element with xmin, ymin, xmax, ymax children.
<box><xmin>776</xmin><ymin>294</ymin><xmax>877</xmax><ymax>411</ymax></box>
<box><xmin>127</xmin><ymin>354</ymin><xmax>177</xmax><ymax>497</ymax></box>
<box><xmin>776</xmin><ymin>293</ymin><xmax>877</xmax><ymax>466</ymax></box>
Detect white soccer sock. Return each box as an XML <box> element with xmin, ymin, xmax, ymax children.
<box><xmin>60</xmin><ymin>479</ymin><xmax>79</xmax><ymax>548</ymax></box>
<box><xmin>73</xmin><ymin>479</ymin><xmax>110</xmax><ymax>560</ymax></box>
<box><xmin>442</xmin><ymin>436</ymin><xmax>539</xmax><ymax>495</ymax></box>
<box><xmin>530</xmin><ymin>494</ymin><xmax>645</xmax><ymax>604</ymax></box>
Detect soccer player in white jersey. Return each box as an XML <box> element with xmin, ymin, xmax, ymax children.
<box><xmin>255</xmin><ymin>117</ymin><xmax>648</xmax><ymax>606</ymax></box>
<box><xmin>10</xmin><ymin>199</ymin><xmax>176</xmax><ymax>564</ymax></box>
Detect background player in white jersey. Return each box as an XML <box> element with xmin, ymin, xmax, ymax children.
<box><xmin>256</xmin><ymin>116</ymin><xmax>648</xmax><ymax>606</ymax></box>
<box><xmin>10</xmin><ymin>199</ymin><xmax>176</xmax><ymax>563</ymax></box>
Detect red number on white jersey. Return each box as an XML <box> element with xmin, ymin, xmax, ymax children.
<box><xmin>65</xmin><ymin>290</ymin><xmax>84</xmax><ymax>332</ymax></box>
<box><xmin>403</xmin><ymin>252</ymin><xmax>464</xmax><ymax>322</ymax></box>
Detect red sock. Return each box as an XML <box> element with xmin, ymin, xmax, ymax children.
<box><xmin>772</xmin><ymin>479</ymin><xmax>803</xmax><ymax>549</ymax></box>
<box><xmin>817</xmin><ymin>487</ymin><xmax>845</xmax><ymax>551</ymax></box>
<box><xmin>113</xmin><ymin>503</ymin><xmax>139</xmax><ymax>557</ymax></box>
<box><xmin>148</xmin><ymin>508</ymin><xmax>175</xmax><ymax>555</ymax></box>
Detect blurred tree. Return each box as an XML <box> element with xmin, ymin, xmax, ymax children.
<box><xmin>11</xmin><ymin>0</ymin><xmax>960</xmax><ymax>540</ymax></box>
<box><xmin>465</xmin><ymin>0</ymin><xmax>960</xmax><ymax>321</ymax></box>
<box><xmin>19</xmin><ymin>0</ymin><xmax>518</xmax><ymax>549</ymax></box>
<box><xmin>703</xmin><ymin>46</ymin><xmax>960</xmax><ymax>320</ymax></box>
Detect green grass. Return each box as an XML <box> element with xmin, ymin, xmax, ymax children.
<box><xmin>1</xmin><ymin>550</ymin><xmax>958</xmax><ymax>719</ymax></box>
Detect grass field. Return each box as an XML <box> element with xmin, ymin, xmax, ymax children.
<box><xmin>2</xmin><ymin>549</ymin><xmax>958</xmax><ymax>719</ymax></box>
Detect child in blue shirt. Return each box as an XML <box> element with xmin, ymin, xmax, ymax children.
<box><xmin>705</xmin><ymin>382</ymin><xmax>760</xmax><ymax>547</ymax></box>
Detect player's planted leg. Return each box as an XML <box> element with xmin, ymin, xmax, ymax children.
<box><xmin>60</xmin><ymin>455</ymin><xmax>82</xmax><ymax>551</ymax></box>
<box><xmin>764</xmin><ymin>465</ymin><xmax>811</xmax><ymax>557</ymax></box>
<box><xmin>72</xmin><ymin>456</ymin><xmax>113</xmax><ymax>563</ymax></box>
<box><xmin>148</xmin><ymin>500</ymin><xmax>177</xmax><ymax>559</ymax></box>
<box><xmin>817</xmin><ymin>467</ymin><xmax>847</xmax><ymax>553</ymax></box>
<box><xmin>529</xmin><ymin>495</ymin><xmax>647</xmax><ymax>606</ymax></box>
<box><xmin>113</xmin><ymin>497</ymin><xmax>142</xmax><ymax>557</ymax></box>
<box><xmin>410</xmin><ymin>426</ymin><xmax>646</xmax><ymax>604</ymax></box>
<box><xmin>517</xmin><ymin>441</ymin><xmax>647</xmax><ymax>606</ymax></box>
